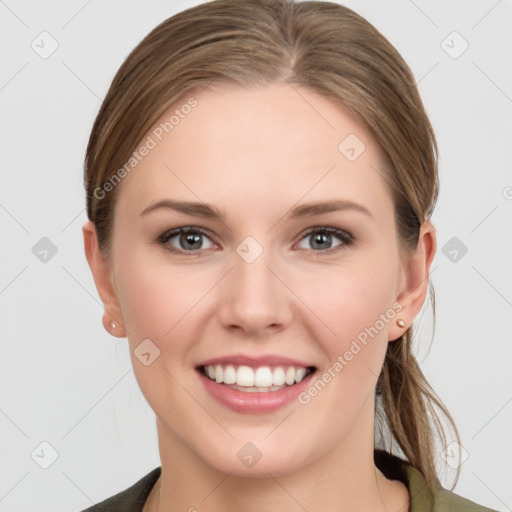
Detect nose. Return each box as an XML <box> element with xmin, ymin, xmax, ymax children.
<box><xmin>216</xmin><ymin>246</ymin><xmax>293</xmax><ymax>338</ymax></box>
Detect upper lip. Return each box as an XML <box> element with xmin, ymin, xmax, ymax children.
<box><xmin>196</xmin><ymin>354</ymin><xmax>316</xmax><ymax>369</ymax></box>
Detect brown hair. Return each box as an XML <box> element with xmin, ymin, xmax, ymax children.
<box><xmin>84</xmin><ymin>0</ymin><xmax>459</xmax><ymax>486</ymax></box>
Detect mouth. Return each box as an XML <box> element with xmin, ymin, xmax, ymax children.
<box><xmin>197</xmin><ymin>364</ymin><xmax>317</xmax><ymax>393</ymax></box>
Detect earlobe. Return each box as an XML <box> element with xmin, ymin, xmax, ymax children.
<box><xmin>82</xmin><ymin>221</ymin><xmax>127</xmax><ymax>338</ymax></box>
<box><xmin>388</xmin><ymin>312</ymin><xmax>408</xmax><ymax>342</ymax></box>
<box><xmin>388</xmin><ymin>221</ymin><xmax>437</xmax><ymax>342</ymax></box>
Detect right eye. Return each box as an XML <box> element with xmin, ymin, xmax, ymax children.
<box><xmin>158</xmin><ymin>227</ymin><xmax>216</xmax><ymax>254</ymax></box>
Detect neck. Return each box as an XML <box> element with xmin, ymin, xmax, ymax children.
<box><xmin>147</xmin><ymin>419</ymin><xmax>409</xmax><ymax>512</ymax></box>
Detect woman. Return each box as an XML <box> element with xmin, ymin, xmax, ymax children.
<box><xmin>80</xmin><ymin>0</ymin><xmax>497</xmax><ymax>510</ymax></box>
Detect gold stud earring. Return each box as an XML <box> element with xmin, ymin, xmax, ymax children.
<box><xmin>111</xmin><ymin>321</ymin><xmax>116</xmax><ymax>329</ymax></box>
<box><xmin>396</xmin><ymin>319</ymin><xmax>406</xmax><ymax>328</ymax></box>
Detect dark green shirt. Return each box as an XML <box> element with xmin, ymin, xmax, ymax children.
<box><xmin>79</xmin><ymin>451</ymin><xmax>498</xmax><ymax>511</ymax></box>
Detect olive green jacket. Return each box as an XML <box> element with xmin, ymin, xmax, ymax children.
<box><xmin>79</xmin><ymin>452</ymin><xmax>498</xmax><ymax>511</ymax></box>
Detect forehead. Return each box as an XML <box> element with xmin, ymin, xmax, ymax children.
<box><xmin>114</xmin><ymin>83</ymin><xmax>393</xmax><ymax>222</ymax></box>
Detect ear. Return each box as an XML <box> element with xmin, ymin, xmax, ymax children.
<box><xmin>388</xmin><ymin>220</ymin><xmax>437</xmax><ymax>341</ymax></box>
<box><xmin>82</xmin><ymin>220</ymin><xmax>127</xmax><ymax>338</ymax></box>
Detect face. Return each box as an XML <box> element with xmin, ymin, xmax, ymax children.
<box><xmin>87</xmin><ymin>83</ymin><xmax>419</xmax><ymax>477</ymax></box>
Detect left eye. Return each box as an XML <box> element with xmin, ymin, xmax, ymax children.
<box><xmin>296</xmin><ymin>227</ymin><xmax>352</xmax><ymax>252</ymax></box>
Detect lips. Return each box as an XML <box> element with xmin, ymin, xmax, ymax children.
<box><xmin>195</xmin><ymin>354</ymin><xmax>317</xmax><ymax>413</ymax></box>
<box><xmin>196</xmin><ymin>354</ymin><xmax>316</xmax><ymax>368</ymax></box>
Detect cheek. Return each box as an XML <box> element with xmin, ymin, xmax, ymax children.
<box><xmin>112</xmin><ymin>244</ymin><xmax>179</xmax><ymax>340</ymax></box>
<box><xmin>298</xmin><ymin>256</ymin><xmax>399</xmax><ymax>344</ymax></box>
<box><xmin>291</xmin><ymin>251</ymin><xmax>399</xmax><ymax>395</ymax></box>
<box><xmin>113</xmin><ymin>246</ymin><xmax>219</xmax><ymax>355</ymax></box>
<box><xmin>112</xmin><ymin>249</ymin><xmax>207</xmax><ymax>412</ymax></box>
<box><xmin>116</xmin><ymin>265</ymin><xmax>172</xmax><ymax>339</ymax></box>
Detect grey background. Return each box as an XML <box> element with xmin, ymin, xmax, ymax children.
<box><xmin>1</xmin><ymin>1</ymin><xmax>511</xmax><ymax>511</ymax></box>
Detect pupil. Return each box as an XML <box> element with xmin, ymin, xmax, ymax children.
<box><xmin>312</xmin><ymin>232</ymin><xmax>331</xmax><ymax>250</ymax></box>
<box><xmin>181</xmin><ymin>232</ymin><xmax>202</xmax><ymax>250</ymax></box>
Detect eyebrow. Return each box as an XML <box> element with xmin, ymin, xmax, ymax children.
<box><xmin>140</xmin><ymin>199</ymin><xmax>373</xmax><ymax>220</ymax></box>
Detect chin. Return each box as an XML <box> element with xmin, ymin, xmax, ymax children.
<box><xmin>194</xmin><ymin>435</ymin><xmax>314</xmax><ymax>478</ymax></box>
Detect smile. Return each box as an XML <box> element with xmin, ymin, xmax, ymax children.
<box><xmin>200</xmin><ymin>364</ymin><xmax>316</xmax><ymax>392</ymax></box>
<box><xmin>196</xmin><ymin>357</ymin><xmax>317</xmax><ymax>413</ymax></box>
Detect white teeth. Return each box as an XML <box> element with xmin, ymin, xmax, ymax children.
<box><xmin>224</xmin><ymin>384</ymin><xmax>276</xmax><ymax>393</ymax></box>
<box><xmin>272</xmin><ymin>367</ymin><xmax>286</xmax><ymax>386</ymax></box>
<box><xmin>202</xmin><ymin>363</ymin><xmax>313</xmax><ymax>389</ymax></box>
<box><xmin>285</xmin><ymin>367</ymin><xmax>296</xmax><ymax>385</ymax></box>
<box><xmin>223</xmin><ymin>364</ymin><xmax>237</xmax><ymax>384</ymax></box>
<box><xmin>254</xmin><ymin>367</ymin><xmax>273</xmax><ymax>387</ymax></box>
<box><xmin>237</xmin><ymin>365</ymin><xmax>254</xmax><ymax>387</ymax></box>
<box><xmin>295</xmin><ymin>367</ymin><xmax>307</xmax><ymax>383</ymax></box>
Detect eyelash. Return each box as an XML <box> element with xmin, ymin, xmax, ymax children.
<box><xmin>156</xmin><ymin>226</ymin><xmax>354</xmax><ymax>256</ymax></box>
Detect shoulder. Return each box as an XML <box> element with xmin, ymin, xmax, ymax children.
<box><xmin>406</xmin><ymin>465</ymin><xmax>498</xmax><ymax>512</ymax></box>
<box><xmin>432</xmin><ymin>486</ymin><xmax>499</xmax><ymax>512</ymax></box>
<box><xmin>77</xmin><ymin>467</ymin><xmax>161</xmax><ymax>512</ymax></box>
<box><xmin>375</xmin><ymin>450</ymin><xmax>498</xmax><ymax>512</ymax></box>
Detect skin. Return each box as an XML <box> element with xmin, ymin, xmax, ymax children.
<box><xmin>84</xmin><ymin>83</ymin><xmax>436</xmax><ymax>512</ymax></box>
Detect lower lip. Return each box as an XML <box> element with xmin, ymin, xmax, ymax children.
<box><xmin>197</xmin><ymin>369</ymin><xmax>315</xmax><ymax>414</ymax></box>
